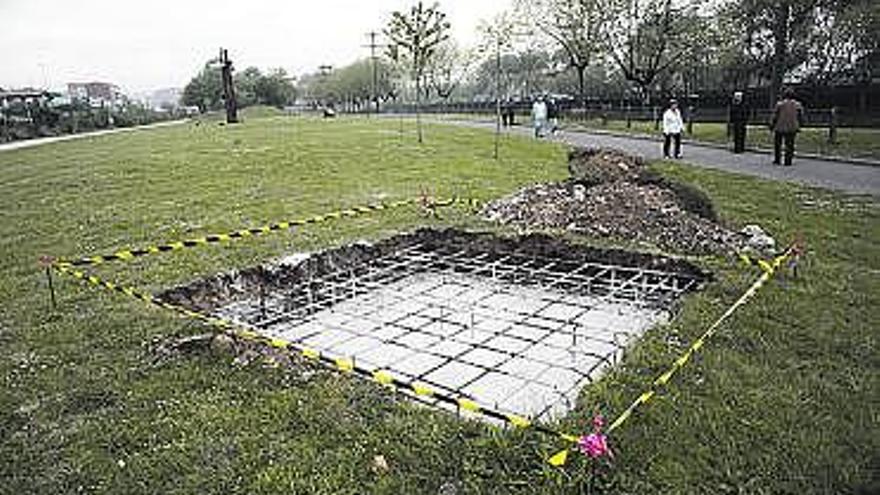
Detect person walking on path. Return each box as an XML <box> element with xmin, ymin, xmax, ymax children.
<box><xmin>662</xmin><ymin>99</ymin><xmax>684</xmax><ymax>159</ymax></box>
<box><xmin>771</xmin><ymin>87</ymin><xmax>804</xmax><ymax>166</ymax></box>
<box><xmin>502</xmin><ymin>98</ymin><xmax>515</xmax><ymax>127</ymax></box>
<box><xmin>730</xmin><ymin>91</ymin><xmax>749</xmax><ymax>154</ymax></box>
<box><xmin>532</xmin><ymin>97</ymin><xmax>548</xmax><ymax>138</ymax></box>
<box><xmin>547</xmin><ymin>97</ymin><xmax>559</xmax><ymax>135</ymax></box>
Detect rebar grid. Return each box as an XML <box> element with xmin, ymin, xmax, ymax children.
<box><xmin>213</xmin><ymin>240</ymin><xmax>699</xmax><ymax>420</ymax></box>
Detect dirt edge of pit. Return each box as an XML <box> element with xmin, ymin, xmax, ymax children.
<box><xmin>158</xmin><ymin>227</ymin><xmax>710</xmax><ymax>314</ymax></box>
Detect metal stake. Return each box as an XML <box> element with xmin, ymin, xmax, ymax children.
<box><xmin>45</xmin><ymin>266</ymin><xmax>56</xmax><ymax>310</ymax></box>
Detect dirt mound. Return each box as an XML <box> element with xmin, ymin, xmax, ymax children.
<box><xmin>483</xmin><ymin>148</ymin><xmax>740</xmax><ymax>255</ymax></box>
<box><xmin>568</xmin><ymin>148</ymin><xmax>646</xmax><ymax>185</ymax></box>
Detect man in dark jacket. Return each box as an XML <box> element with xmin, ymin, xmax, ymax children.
<box><xmin>771</xmin><ymin>87</ymin><xmax>804</xmax><ymax>166</ymax></box>
<box><xmin>730</xmin><ymin>91</ymin><xmax>748</xmax><ymax>153</ymax></box>
<box><xmin>546</xmin><ymin>97</ymin><xmax>558</xmax><ymax>134</ymax></box>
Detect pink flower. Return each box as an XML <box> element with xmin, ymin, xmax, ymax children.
<box><xmin>577</xmin><ymin>413</ymin><xmax>613</xmax><ymax>459</ymax></box>
<box><xmin>578</xmin><ymin>432</ymin><xmax>611</xmax><ymax>459</ymax></box>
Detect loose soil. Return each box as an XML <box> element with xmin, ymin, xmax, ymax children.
<box><xmin>482</xmin><ymin>148</ymin><xmax>742</xmax><ymax>255</ymax></box>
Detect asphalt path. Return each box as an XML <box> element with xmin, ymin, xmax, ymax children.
<box><xmin>440</xmin><ymin>119</ymin><xmax>880</xmax><ymax>196</ymax></box>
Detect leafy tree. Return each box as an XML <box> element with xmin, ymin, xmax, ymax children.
<box><xmin>256</xmin><ymin>68</ymin><xmax>296</xmax><ymax>107</ymax></box>
<box><xmin>235</xmin><ymin>66</ymin><xmax>263</xmax><ymax>107</ymax></box>
<box><xmin>183</xmin><ymin>63</ymin><xmax>296</xmax><ymax>112</ymax></box>
<box><xmin>720</xmin><ymin>0</ymin><xmax>825</xmax><ymax>105</ymax></box>
<box><xmin>384</xmin><ymin>1</ymin><xmax>451</xmax><ymax>143</ymax></box>
<box><xmin>181</xmin><ymin>62</ymin><xmax>224</xmax><ymax>112</ymax></box>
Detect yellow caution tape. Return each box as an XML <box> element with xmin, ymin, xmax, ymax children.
<box><xmin>60</xmin><ymin>196</ymin><xmax>476</xmax><ymax>267</ymax></box>
<box><xmin>335</xmin><ymin>358</ymin><xmax>354</xmax><ymax>373</ymax></box>
<box><xmin>373</xmin><ymin>370</ymin><xmax>395</xmax><ymax>386</ymax></box>
<box><xmin>51</xmin><ymin>258</ymin><xmax>584</xmax><ymax>465</ymax></box>
<box><xmin>604</xmin><ymin>245</ymin><xmax>797</xmax><ymax>440</ymax></box>
<box><xmin>457</xmin><ymin>398</ymin><xmax>480</xmax><ymax>412</ymax></box>
<box><xmin>411</xmin><ymin>383</ymin><xmax>434</xmax><ymax>397</ymax></box>
<box><xmin>506</xmin><ymin>414</ymin><xmax>531</xmax><ymax>429</ymax></box>
<box><xmin>548</xmin><ymin>449</ymin><xmax>569</xmax><ymax>466</ymax></box>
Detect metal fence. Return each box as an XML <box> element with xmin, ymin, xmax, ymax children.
<box><xmin>383</xmin><ymin>101</ymin><xmax>880</xmax><ymax>128</ymax></box>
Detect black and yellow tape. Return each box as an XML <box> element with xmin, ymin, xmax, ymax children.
<box><xmin>545</xmin><ymin>245</ymin><xmax>799</xmax><ymax>466</ymax></box>
<box><xmin>737</xmin><ymin>252</ymin><xmax>778</xmax><ymax>274</ymax></box>
<box><xmin>61</xmin><ymin>196</ymin><xmax>481</xmax><ymax>267</ymax></box>
<box><xmin>52</xmin><ymin>262</ymin><xmax>579</xmax><ymax>452</ymax></box>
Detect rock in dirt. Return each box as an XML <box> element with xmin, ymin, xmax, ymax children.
<box><xmin>739</xmin><ymin>224</ymin><xmax>776</xmax><ymax>253</ymax></box>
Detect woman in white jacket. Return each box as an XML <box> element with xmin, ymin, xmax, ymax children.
<box><xmin>662</xmin><ymin>99</ymin><xmax>684</xmax><ymax>159</ymax></box>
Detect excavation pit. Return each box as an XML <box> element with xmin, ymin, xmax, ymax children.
<box><xmin>161</xmin><ymin>228</ymin><xmax>706</xmax><ymax>421</ymax></box>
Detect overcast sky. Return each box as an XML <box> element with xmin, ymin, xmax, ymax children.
<box><xmin>2</xmin><ymin>0</ymin><xmax>509</xmax><ymax>94</ymax></box>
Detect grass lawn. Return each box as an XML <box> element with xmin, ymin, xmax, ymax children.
<box><xmin>564</xmin><ymin>118</ymin><xmax>880</xmax><ymax>161</ymax></box>
<box><xmin>1</xmin><ymin>112</ymin><xmax>877</xmax><ymax>494</ymax></box>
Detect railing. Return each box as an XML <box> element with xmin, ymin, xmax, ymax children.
<box><xmin>381</xmin><ymin>102</ymin><xmax>880</xmax><ymax>128</ymax></box>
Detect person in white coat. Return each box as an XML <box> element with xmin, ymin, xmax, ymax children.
<box><xmin>662</xmin><ymin>99</ymin><xmax>684</xmax><ymax>159</ymax></box>
<box><xmin>532</xmin><ymin>97</ymin><xmax>548</xmax><ymax>138</ymax></box>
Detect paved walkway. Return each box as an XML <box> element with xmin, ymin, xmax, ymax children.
<box><xmin>0</xmin><ymin>119</ymin><xmax>188</xmax><ymax>153</ymax></box>
<box><xmin>441</xmin><ymin>119</ymin><xmax>880</xmax><ymax>196</ymax></box>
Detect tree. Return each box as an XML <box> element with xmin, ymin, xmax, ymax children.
<box><xmin>602</xmin><ymin>0</ymin><xmax>703</xmax><ymax>104</ymax></box>
<box><xmin>717</xmin><ymin>0</ymin><xmax>822</xmax><ymax>106</ymax></box>
<box><xmin>797</xmin><ymin>0</ymin><xmax>880</xmax><ymax>89</ymax></box>
<box><xmin>185</xmin><ymin>63</ymin><xmax>296</xmax><ymax>112</ymax></box>
<box><xmin>297</xmin><ymin>59</ymin><xmax>393</xmax><ymax>111</ymax></box>
<box><xmin>384</xmin><ymin>1</ymin><xmax>451</xmax><ymax>143</ymax></box>
<box><xmin>235</xmin><ymin>66</ymin><xmax>263</xmax><ymax>107</ymax></box>
<box><xmin>425</xmin><ymin>41</ymin><xmax>473</xmax><ymax>101</ymax></box>
<box><xmin>471</xmin><ymin>50</ymin><xmax>553</xmax><ymax>98</ymax></box>
<box><xmin>255</xmin><ymin>68</ymin><xmax>296</xmax><ymax>107</ymax></box>
<box><xmin>517</xmin><ymin>0</ymin><xmax>605</xmax><ymax>109</ymax></box>
<box><xmin>181</xmin><ymin>62</ymin><xmax>224</xmax><ymax>112</ymax></box>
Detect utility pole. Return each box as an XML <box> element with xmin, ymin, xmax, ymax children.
<box><xmin>362</xmin><ymin>31</ymin><xmax>386</xmax><ymax>114</ymax></box>
<box><xmin>219</xmin><ymin>48</ymin><xmax>238</xmax><ymax>124</ymax></box>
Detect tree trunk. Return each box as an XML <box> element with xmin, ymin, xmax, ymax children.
<box><xmin>769</xmin><ymin>2</ymin><xmax>790</xmax><ymax>108</ymax></box>
<box><xmin>577</xmin><ymin>64</ymin><xmax>587</xmax><ymax>116</ymax></box>
<box><xmin>416</xmin><ymin>73</ymin><xmax>423</xmax><ymax>143</ymax></box>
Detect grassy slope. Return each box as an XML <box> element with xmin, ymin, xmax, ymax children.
<box><xmin>0</xmin><ymin>116</ymin><xmax>877</xmax><ymax>494</ymax></box>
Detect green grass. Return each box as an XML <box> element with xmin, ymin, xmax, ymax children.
<box><xmin>1</xmin><ymin>116</ymin><xmax>877</xmax><ymax>494</ymax></box>
<box><xmin>565</xmin><ymin>119</ymin><xmax>880</xmax><ymax>161</ymax></box>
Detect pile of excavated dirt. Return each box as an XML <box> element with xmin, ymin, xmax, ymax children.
<box><xmin>482</xmin><ymin>148</ymin><xmax>742</xmax><ymax>255</ymax></box>
<box><xmin>567</xmin><ymin>148</ymin><xmax>647</xmax><ymax>185</ymax></box>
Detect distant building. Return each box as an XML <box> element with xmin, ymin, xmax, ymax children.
<box><xmin>0</xmin><ymin>88</ymin><xmax>53</xmax><ymax>107</ymax></box>
<box><xmin>67</xmin><ymin>81</ymin><xmax>126</xmax><ymax>107</ymax></box>
<box><xmin>0</xmin><ymin>88</ymin><xmax>61</xmax><ymax>124</ymax></box>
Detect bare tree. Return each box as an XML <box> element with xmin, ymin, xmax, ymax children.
<box><xmin>602</xmin><ymin>0</ymin><xmax>701</xmax><ymax>104</ymax></box>
<box><xmin>517</xmin><ymin>0</ymin><xmax>605</xmax><ymax>109</ymax></box>
<box><xmin>425</xmin><ymin>41</ymin><xmax>473</xmax><ymax>101</ymax></box>
<box><xmin>478</xmin><ymin>12</ymin><xmax>521</xmax><ymax>159</ymax></box>
<box><xmin>384</xmin><ymin>1</ymin><xmax>451</xmax><ymax>143</ymax></box>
